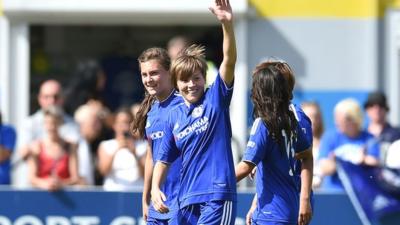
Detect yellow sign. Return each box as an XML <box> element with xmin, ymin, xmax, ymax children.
<box><xmin>393</xmin><ymin>0</ymin><xmax>400</xmax><ymax>8</ymax></box>
<box><xmin>249</xmin><ymin>0</ymin><xmax>397</xmax><ymax>19</ymax></box>
<box><xmin>0</xmin><ymin>0</ymin><xmax>3</xmax><ymax>17</ymax></box>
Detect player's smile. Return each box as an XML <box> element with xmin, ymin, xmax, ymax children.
<box><xmin>177</xmin><ymin>71</ymin><xmax>205</xmax><ymax>105</ymax></box>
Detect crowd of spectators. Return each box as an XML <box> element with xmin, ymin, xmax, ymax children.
<box><xmin>305</xmin><ymin>92</ymin><xmax>400</xmax><ymax>191</ymax></box>
<box><xmin>2</xmin><ymin>77</ymin><xmax>400</xmax><ymax>193</ymax></box>
<box><xmin>7</xmin><ymin>77</ymin><xmax>147</xmax><ymax>191</ymax></box>
<box><xmin>1</xmin><ymin>51</ymin><xmax>400</xmax><ymax>193</ymax></box>
<box><xmin>3</xmin><ymin>78</ymin><xmax>399</xmax><ymax>193</ymax></box>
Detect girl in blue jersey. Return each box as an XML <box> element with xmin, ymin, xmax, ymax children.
<box><xmin>131</xmin><ymin>47</ymin><xmax>183</xmax><ymax>225</ymax></box>
<box><xmin>151</xmin><ymin>0</ymin><xmax>237</xmax><ymax>224</ymax></box>
<box><xmin>235</xmin><ymin>61</ymin><xmax>313</xmax><ymax>225</ymax></box>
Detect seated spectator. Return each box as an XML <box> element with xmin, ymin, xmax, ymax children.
<box><xmin>318</xmin><ymin>98</ymin><xmax>380</xmax><ymax>191</ymax></box>
<box><xmin>27</xmin><ymin>106</ymin><xmax>83</xmax><ymax>191</ymax></box>
<box><xmin>301</xmin><ymin>101</ymin><xmax>325</xmax><ymax>189</ymax></box>
<box><xmin>97</xmin><ymin>108</ymin><xmax>146</xmax><ymax>191</ymax></box>
<box><xmin>0</xmin><ymin>112</ymin><xmax>17</xmax><ymax>185</ymax></box>
<box><xmin>364</xmin><ymin>91</ymin><xmax>400</xmax><ymax>165</ymax></box>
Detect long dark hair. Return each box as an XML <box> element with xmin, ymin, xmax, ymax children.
<box><xmin>130</xmin><ymin>47</ymin><xmax>171</xmax><ymax>138</ymax></box>
<box><xmin>251</xmin><ymin>61</ymin><xmax>298</xmax><ymax>146</ymax></box>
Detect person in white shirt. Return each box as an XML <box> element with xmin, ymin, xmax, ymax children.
<box><xmin>97</xmin><ymin>107</ymin><xmax>146</xmax><ymax>191</ymax></box>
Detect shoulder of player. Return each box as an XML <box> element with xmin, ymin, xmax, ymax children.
<box><xmin>250</xmin><ymin>117</ymin><xmax>268</xmax><ymax>135</ymax></box>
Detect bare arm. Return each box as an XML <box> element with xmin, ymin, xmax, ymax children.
<box><xmin>136</xmin><ymin>151</ymin><xmax>146</xmax><ymax>179</ymax></box>
<box><xmin>151</xmin><ymin>161</ymin><xmax>170</xmax><ymax>213</ymax></box>
<box><xmin>142</xmin><ymin>144</ymin><xmax>153</xmax><ymax>221</ymax></box>
<box><xmin>296</xmin><ymin>149</ymin><xmax>313</xmax><ymax>225</ymax></box>
<box><xmin>97</xmin><ymin>142</ymin><xmax>115</xmax><ymax>176</ymax></box>
<box><xmin>319</xmin><ymin>157</ymin><xmax>336</xmax><ymax>176</ymax></box>
<box><xmin>63</xmin><ymin>143</ymin><xmax>82</xmax><ymax>185</ymax></box>
<box><xmin>246</xmin><ymin>194</ymin><xmax>257</xmax><ymax>225</ymax></box>
<box><xmin>209</xmin><ymin>0</ymin><xmax>236</xmax><ymax>86</ymax></box>
<box><xmin>28</xmin><ymin>142</ymin><xmax>60</xmax><ymax>191</ymax></box>
<box><xmin>235</xmin><ymin>161</ymin><xmax>256</xmax><ymax>182</ymax></box>
<box><xmin>363</xmin><ymin>155</ymin><xmax>379</xmax><ymax>166</ymax></box>
<box><xmin>0</xmin><ymin>145</ymin><xmax>11</xmax><ymax>163</ymax></box>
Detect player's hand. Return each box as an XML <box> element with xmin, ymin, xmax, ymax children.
<box><xmin>298</xmin><ymin>199</ymin><xmax>312</xmax><ymax>225</ymax></box>
<box><xmin>151</xmin><ymin>189</ymin><xmax>169</xmax><ymax>213</ymax></box>
<box><xmin>246</xmin><ymin>203</ymin><xmax>256</xmax><ymax>225</ymax></box>
<box><xmin>209</xmin><ymin>0</ymin><xmax>233</xmax><ymax>23</ymax></box>
<box><xmin>42</xmin><ymin>177</ymin><xmax>62</xmax><ymax>192</ymax></box>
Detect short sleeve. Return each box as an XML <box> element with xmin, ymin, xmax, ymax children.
<box><xmin>157</xmin><ymin>117</ymin><xmax>180</xmax><ymax>164</ymax></box>
<box><xmin>1</xmin><ymin>125</ymin><xmax>17</xmax><ymax>151</ymax></box>
<box><xmin>294</xmin><ymin>124</ymin><xmax>312</xmax><ymax>153</ymax></box>
<box><xmin>242</xmin><ymin>118</ymin><xmax>268</xmax><ymax>165</ymax></box>
<box><xmin>207</xmin><ymin>73</ymin><xmax>234</xmax><ymax>108</ymax></box>
<box><xmin>318</xmin><ymin>130</ymin><xmax>337</xmax><ymax>160</ymax></box>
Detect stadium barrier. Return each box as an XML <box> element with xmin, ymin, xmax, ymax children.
<box><xmin>0</xmin><ymin>187</ymin><xmax>362</xmax><ymax>225</ymax></box>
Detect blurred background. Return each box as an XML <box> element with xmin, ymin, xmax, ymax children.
<box><xmin>1</xmin><ymin>0</ymin><xmax>400</xmax><ymax>225</ymax></box>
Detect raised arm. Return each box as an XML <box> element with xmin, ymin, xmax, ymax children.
<box><xmin>209</xmin><ymin>0</ymin><xmax>236</xmax><ymax>86</ymax></box>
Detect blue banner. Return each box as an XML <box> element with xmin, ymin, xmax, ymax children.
<box><xmin>337</xmin><ymin>159</ymin><xmax>400</xmax><ymax>225</ymax></box>
<box><xmin>0</xmin><ymin>187</ymin><xmax>365</xmax><ymax>225</ymax></box>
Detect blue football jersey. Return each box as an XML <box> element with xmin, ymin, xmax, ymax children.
<box><xmin>243</xmin><ymin>112</ymin><xmax>311</xmax><ymax>224</ymax></box>
<box><xmin>157</xmin><ymin>73</ymin><xmax>237</xmax><ymax>208</ymax></box>
<box><xmin>145</xmin><ymin>91</ymin><xmax>183</xmax><ymax>220</ymax></box>
<box><xmin>290</xmin><ymin>104</ymin><xmax>313</xmax><ymax>177</ymax></box>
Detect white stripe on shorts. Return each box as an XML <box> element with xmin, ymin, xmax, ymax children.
<box><xmin>220</xmin><ymin>201</ymin><xmax>232</xmax><ymax>225</ymax></box>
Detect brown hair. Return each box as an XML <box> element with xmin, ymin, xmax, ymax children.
<box><xmin>131</xmin><ymin>47</ymin><xmax>171</xmax><ymax>138</ymax></box>
<box><xmin>301</xmin><ymin>101</ymin><xmax>324</xmax><ymax>139</ymax></box>
<box><xmin>170</xmin><ymin>44</ymin><xmax>208</xmax><ymax>87</ymax></box>
<box><xmin>251</xmin><ymin>61</ymin><xmax>298</xmax><ymax>146</ymax></box>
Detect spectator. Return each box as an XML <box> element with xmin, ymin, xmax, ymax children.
<box><xmin>15</xmin><ymin>79</ymin><xmax>85</xmax><ymax>188</ymax></box>
<box><xmin>385</xmin><ymin>140</ymin><xmax>400</xmax><ymax>169</ymax></box>
<box><xmin>166</xmin><ymin>35</ymin><xmax>218</xmax><ymax>87</ymax></box>
<box><xmin>74</xmin><ymin>100</ymin><xmax>113</xmax><ymax>185</ymax></box>
<box><xmin>0</xmin><ymin>112</ymin><xmax>17</xmax><ymax>185</ymax></box>
<box><xmin>301</xmin><ymin>101</ymin><xmax>325</xmax><ymax>188</ymax></box>
<box><xmin>27</xmin><ymin>106</ymin><xmax>82</xmax><ymax>191</ymax></box>
<box><xmin>97</xmin><ymin>108</ymin><xmax>146</xmax><ymax>191</ymax></box>
<box><xmin>167</xmin><ymin>35</ymin><xmax>191</xmax><ymax>60</ymax></box>
<box><xmin>364</xmin><ymin>91</ymin><xmax>400</xmax><ymax>164</ymax></box>
<box><xmin>19</xmin><ymin>79</ymin><xmax>80</xmax><ymax>147</ymax></box>
<box><xmin>63</xmin><ymin>60</ymin><xmax>107</xmax><ymax>115</ymax></box>
<box><xmin>318</xmin><ymin>98</ymin><xmax>380</xmax><ymax>191</ymax></box>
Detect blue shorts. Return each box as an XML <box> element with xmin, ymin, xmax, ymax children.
<box><xmin>146</xmin><ymin>217</ymin><xmax>168</xmax><ymax>225</ymax></box>
<box><xmin>177</xmin><ymin>200</ymin><xmax>236</xmax><ymax>225</ymax></box>
<box><xmin>251</xmin><ymin>220</ymin><xmax>295</xmax><ymax>225</ymax></box>
<box><xmin>147</xmin><ymin>217</ymin><xmax>179</xmax><ymax>225</ymax></box>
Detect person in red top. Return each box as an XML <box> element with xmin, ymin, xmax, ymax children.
<box><xmin>27</xmin><ymin>106</ymin><xmax>82</xmax><ymax>191</ymax></box>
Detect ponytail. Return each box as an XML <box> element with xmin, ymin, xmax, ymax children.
<box><xmin>130</xmin><ymin>93</ymin><xmax>155</xmax><ymax>138</ymax></box>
